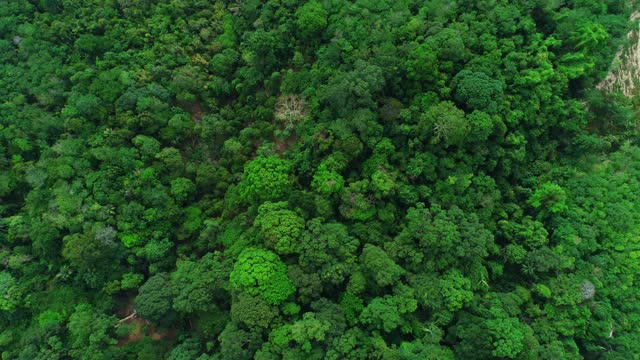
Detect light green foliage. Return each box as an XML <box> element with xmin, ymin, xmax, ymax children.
<box><xmin>269</xmin><ymin>312</ymin><xmax>331</xmax><ymax>353</ymax></box>
<box><xmin>371</xmin><ymin>168</ymin><xmax>396</xmax><ymax>197</ymax></box>
<box><xmin>398</xmin><ymin>340</ymin><xmax>454</xmax><ymax>360</ymax></box>
<box><xmin>359</xmin><ymin>296</ymin><xmax>403</xmax><ymax>332</ymax></box>
<box><xmin>37</xmin><ymin>309</ymin><xmax>65</xmax><ymax>327</ymax></box>
<box><xmin>324</xmin><ymin>327</ymin><xmax>377</xmax><ymax>360</ymax></box>
<box><xmin>548</xmin><ymin>274</ymin><xmax>582</xmax><ymax>307</ymax></box>
<box><xmin>486</xmin><ymin>316</ymin><xmax>527</xmax><ymax>358</ymax></box>
<box><xmin>255</xmin><ymin>202</ymin><xmax>305</xmax><ymax>254</ymax></box>
<box><xmin>179</xmin><ymin>206</ymin><xmax>204</xmax><ymax>239</ymax></box>
<box><xmin>499</xmin><ymin>217</ymin><xmax>548</xmax><ymax>249</ymax></box>
<box><xmin>528</xmin><ymin>182</ymin><xmax>568</xmax><ymax>214</ymax></box>
<box><xmin>67</xmin><ymin>304</ymin><xmax>117</xmax><ymax>360</ymax></box>
<box><xmin>0</xmin><ymin>0</ymin><xmax>637</xmax><ymax>358</ymax></box>
<box><xmin>121</xmin><ymin>272</ymin><xmax>144</xmax><ymax>290</ymax></box>
<box><xmin>340</xmin><ymin>291</ymin><xmax>364</xmax><ymax>324</ymax></box>
<box><xmin>0</xmin><ymin>271</ymin><xmax>21</xmax><ymax>312</ymax></box>
<box><xmin>140</xmin><ymin>238</ymin><xmax>174</xmax><ymax>264</ymax></box>
<box><xmin>467</xmin><ymin>110</ymin><xmax>494</xmax><ymax>141</ymax></box>
<box><xmin>312</xmin><ymin>163</ymin><xmax>345</xmax><ymax>195</ymax></box>
<box><xmin>230</xmin><ymin>248</ymin><xmax>295</xmax><ymax>305</ymax></box>
<box><xmin>406</xmin><ymin>43</ymin><xmax>438</xmax><ymax>84</ymax></box>
<box><xmin>429</xmin><ymin>27</ymin><xmax>466</xmax><ymax>62</ymax></box>
<box><xmin>439</xmin><ymin>270</ymin><xmax>473</xmax><ymax>312</ymax></box>
<box><xmin>120</xmin><ymin>233</ymin><xmax>142</xmax><ymax>248</ymax></box>
<box><xmin>559</xmin><ymin>52</ymin><xmax>595</xmax><ymax>79</ymax></box>
<box><xmin>505</xmin><ymin>244</ymin><xmax>527</xmax><ymax>264</ymax></box>
<box><xmin>532</xmin><ymin>284</ymin><xmax>551</xmax><ymax>299</ymax></box>
<box><xmin>359</xmin><ymin>285</ymin><xmax>417</xmax><ymax>333</ymax></box>
<box><xmin>239</xmin><ymin>156</ymin><xmax>292</xmax><ymax>204</ymax></box>
<box><xmin>422</xmin><ymin>101</ymin><xmax>469</xmax><ymax>146</ymax></box>
<box><xmin>296</xmin><ymin>1</ymin><xmax>328</xmax><ymax>39</ymax></box>
<box><xmin>171</xmin><ymin>177</ymin><xmax>196</xmax><ymax>202</ymax></box>
<box><xmin>570</xmin><ymin>21</ymin><xmax>609</xmax><ymax>51</ymax></box>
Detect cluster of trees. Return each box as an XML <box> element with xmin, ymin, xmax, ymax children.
<box><xmin>1</xmin><ymin>0</ymin><xmax>639</xmax><ymax>358</ymax></box>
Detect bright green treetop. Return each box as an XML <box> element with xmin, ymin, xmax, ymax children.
<box><xmin>239</xmin><ymin>156</ymin><xmax>292</xmax><ymax>204</ymax></box>
<box><xmin>230</xmin><ymin>248</ymin><xmax>295</xmax><ymax>305</ymax></box>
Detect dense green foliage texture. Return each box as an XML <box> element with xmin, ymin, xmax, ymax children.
<box><xmin>1</xmin><ymin>0</ymin><xmax>640</xmax><ymax>358</ymax></box>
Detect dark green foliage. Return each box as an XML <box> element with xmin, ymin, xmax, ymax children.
<box><xmin>231</xmin><ymin>293</ymin><xmax>279</xmax><ymax>329</ymax></box>
<box><xmin>135</xmin><ymin>273</ymin><xmax>174</xmax><ymax>324</ymax></box>
<box><xmin>452</xmin><ymin>70</ymin><xmax>504</xmax><ymax>114</ymax></box>
<box><xmin>171</xmin><ymin>252</ymin><xmax>229</xmax><ymax>313</ymax></box>
<box><xmin>0</xmin><ymin>0</ymin><xmax>638</xmax><ymax>358</ymax></box>
<box><xmin>360</xmin><ymin>244</ymin><xmax>404</xmax><ymax>288</ymax></box>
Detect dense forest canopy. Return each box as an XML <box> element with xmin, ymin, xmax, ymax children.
<box><xmin>1</xmin><ymin>0</ymin><xmax>640</xmax><ymax>358</ymax></box>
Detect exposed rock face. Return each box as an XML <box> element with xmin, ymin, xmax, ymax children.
<box><xmin>597</xmin><ymin>11</ymin><xmax>640</xmax><ymax>97</ymax></box>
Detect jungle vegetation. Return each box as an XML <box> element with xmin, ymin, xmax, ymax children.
<box><xmin>1</xmin><ymin>0</ymin><xmax>640</xmax><ymax>359</ymax></box>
